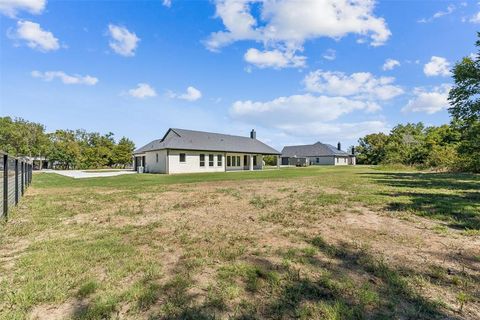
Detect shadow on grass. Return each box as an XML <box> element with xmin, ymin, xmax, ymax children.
<box><xmin>69</xmin><ymin>237</ymin><xmax>464</xmax><ymax>319</ymax></box>
<box><xmin>136</xmin><ymin>256</ymin><xmax>221</xmax><ymax>320</ymax></box>
<box><xmin>363</xmin><ymin>172</ymin><xmax>480</xmax><ymax>230</ymax></box>
<box><xmin>70</xmin><ymin>254</ymin><xmax>220</xmax><ymax>319</ymax></box>
<box><xmin>232</xmin><ymin>237</ymin><xmax>458</xmax><ymax>320</ymax></box>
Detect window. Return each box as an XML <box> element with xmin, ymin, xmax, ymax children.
<box><xmin>209</xmin><ymin>154</ymin><xmax>214</xmax><ymax>167</ymax></box>
<box><xmin>217</xmin><ymin>154</ymin><xmax>222</xmax><ymax>166</ymax></box>
<box><xmin>200</xmin><ymin>154</ymin><xmax>205</xmax><ymax>167</ymax></box>
<box><xmin>156</xmin><ymin>153</ymin><xmax>159</xmax><ymax>163</ymax></box>
<box><xmin>237</xmin><ymin>156</ymin><xmax>241</xmax><ymax>167</ymax></box>
<box><xmin>179</xmin><ymin>153</ymin><xmax>186</xmax><ymax>163</ymax></box>
<box><xmin>227</xmin><ymin>156</ymin><xmax>231</xmax><ymax>167</ymax></box>
<box><xmin>253</xmin><ymin>155</ymin><xmax>257</xmax><ymax>166</ymax></box>
<box><xmin>316</xmin><ymin>157</ymin><xmax>319</xmax><ymax>163</ymax></box>
<box><xmin>244</xmin><ymin>155</ymin><xmax>248</xmax><ymax>167</ymax></box>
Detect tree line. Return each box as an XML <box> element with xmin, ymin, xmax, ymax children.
<box><xmin>0</xmin><ymin>117</ymin><xmax>135</xmax><ymax>169</ymax></box>
<box><xmin>356</xmin><ymin>33</ymin><xmax>480</xmax><ymax>173</ymax></box>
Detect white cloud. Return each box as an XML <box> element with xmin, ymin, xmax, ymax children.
<box><xmin>470</xmin><ymin>12</ymin><xmax>480</xmax><ymax>23</ymax></box>
<box><xmin>9</xmin><ymin>20</ymin><xmax>59</xmax><ymax>52</ymax></box>
<box><xmin>322</xmin><ymin>49</ymin><xmax>336</xmax><ymax>61</ymax></box>
<box><xmin>280</xmin><ymin>120</ymin><xmax>390</xmax><ymax>139</ymax></box>
<box><xmin>206</xmin><ymin>0</ymin><xmax>390</xmax><ymax>68</ymax></box>
<box><xmin>230</xmin><ymin>65</ymin><xmax>397</xmax><ymax>141</ymax></box>
<box><xmin>382</xmin><ymin>58</ymin><xmax>400</xmax><ymax>71</ymax></box>
<box><xmin>418</xmin><ymin>4</ymin><xmax>456</xmax><ymax>23</ymax></box>
<box><xmin>0</xmin><ymin>0</ymin><xmax>45</xmax><ymax>17</ymax></box>
<box><xmin>231</xmin><ymin>94</ymin><xmax>380</xmax><ymax>127</ymax></box>
<box><xmin>31</xmin><ymin>70</ymin><xmax>98</xmax><ymax>85</ymax></box>
<box><xmin>303</xmin><ymin>70</ymin><xmax>404</xmax><ymax>101</ymax></box>
<box><xmin>169</xmin><ymin>86</ymin><xmax>202</xmax><ymax>101</ymax></box>
<box><xmin>244</xmin><ymin>48</ymin><xmax>306</xmax><ymax>68</ymax></box>
<box><xmin>162</xmin><ymin>0</ymin><xmax>171</xmax><ymax>7</ymax></box>
<box><xmin>128</xmin><ymin>83</ymin><xmax>157</xmax><ymax>99</ymax></box>
<box><xmin>402</xmin><ymin>84</ymin><xmax>451</xmax><ymax>114</ymax></box>
<box><xmin>107</xmin><ymin>24</ymin><xmax>140</xmax><ymax>57</ymax></box>
<box><xmin>423</xmin><ymin>56</ymin><xmax>451</xmax><ymax>77</ymax></box>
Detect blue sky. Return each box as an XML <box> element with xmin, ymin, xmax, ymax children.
<box><xmin>0</xmin><ymin>0</ymin><xmax>479</xmax><ymax>150</ymax></box>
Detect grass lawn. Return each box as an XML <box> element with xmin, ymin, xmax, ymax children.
<box><xmin>0</xmin><ymin>166</ymin><xmax>479</xmax><ymax>319</ymax></box>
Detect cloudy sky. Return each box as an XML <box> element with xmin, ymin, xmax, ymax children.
<box><xmin>0</xmin><ymin>0</ymin><xmax>479</xmax><ymax>150</ymax></box>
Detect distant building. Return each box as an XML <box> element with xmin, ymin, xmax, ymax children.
<box><xmin>29</xmin><ymin>156</ymin><xmax>53</xmax><ymax>170</ymax></box>
<box><xmin>281</xmin><ymin>142</ymin><xmax>356</xmax><ymax>166</ymax></box>
<box><xmin>133</xmin><ymin>128</ymin><xmax>280</xmax><ymax>174</ymax></box>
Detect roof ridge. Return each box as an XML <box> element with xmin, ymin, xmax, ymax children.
<box><xmin>171</xmin><ymin>128</ymin><xmax>254</xmax><ymax>140</ymax></box>
<box><xmin>283</xmin><ymin>143</ymin><xmax>316</xmax><ymax>148</ymax></box>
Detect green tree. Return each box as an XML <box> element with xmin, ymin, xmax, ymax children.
<box><xmin>113</xmin><ymin>137</ymin><xmax>135</xmax><ymax>168</ymax></box>
<box><xmin>263</xmin><ymin>155</ymin><xmax>277</xmax><ymax>166</ymax></box>
<box><xmin>424</xmin><ymin>125</ymin><xmax>460</xmax><ymax>168</ymax></box>
<box><xmin>77</xmin><ymin>131</ymin><xmax>116</xmax><ymax>169</ymax></box>
<box><xmin>0</xmin><ymin>116</ymin><xmax>136</xmax><ymax>169</ymax></box>
<box><xmin>356</xmin><ymin>133</ymin><xmax>388</xmax><ymax>164</ymax></box>
<box><xmin>448</xmin><ymin>33</ymin><xmax>480</xmax><ymax>172</ymax></box>
<box><xmin>384</xmin><ymin>123</ymin><xmax>428</xmax><ymax>165</ymax></box>
<box><xmin>48</xmin><ymin>130</ymin><xmax>81</xmax><ymax>169</ymax></box>
<box><xmin>0</xmin><ymin>117</ymin><xmax>50</xmax><ymax>156</ymax></box>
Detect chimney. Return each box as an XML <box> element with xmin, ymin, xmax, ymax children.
<box><xmin>250</xmin><ymin>129</ymin><xmax>256</xmax><ymax>139</ymax></box>
<box><xmin>351</xmin><ymin>146</ymin><xmax>355</xmax><ymax>155</ymax></box>
<box><xmin>337</xmin><ymin>142</ymin><xmax>341</xmax><ymax>151</ymax></box>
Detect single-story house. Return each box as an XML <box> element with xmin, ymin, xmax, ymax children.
<box><xmin>133</xmin><ymin>128</ymin><xmax>280</xmax><ymax>174</ymax></box>
<box><xmin>281</xmin><ymin>142</ymin><xmax>356</xmax><ymax>166</ymax></box>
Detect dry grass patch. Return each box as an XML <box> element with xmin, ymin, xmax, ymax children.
<box><xmin>0</xmin><ymin>167</ymin><xmax>478</xmax><ymax>319</ymax></box>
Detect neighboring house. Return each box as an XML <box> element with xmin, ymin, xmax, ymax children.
<box><xmin>281</xmin><ymin>142</ymin><xmax>356</xmax><ymax>166</ymax></box>
<box><xmin>133</xmin><ymin>128</ymin><xmax>280</xmax><ymax>174</ymax></box>
<box><xmin>29</xmin><ymin>156</ymin><xmax>53</xmax><ymax>170</ymax></box>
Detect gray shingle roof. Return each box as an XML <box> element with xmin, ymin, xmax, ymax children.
<box><xmin>281</xmin><ymin>142</ymin><xmax>350</xmax><ymax>157</ymax></box>
<box><xmin>134</xmin><ymin>128</ymin><xmax>280</xmax><ymax>155</ymax></box>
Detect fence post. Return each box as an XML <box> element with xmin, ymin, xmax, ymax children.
<box><xmin>21</xmin><ymin>161</ymin><xmax>24</xmax><ymax>196</ymax></box>
<box><xmin>15</xmin><ymin>159</ymin><xmax>19</xmax><ymax>205</ymax></box>
<box><xmin>3</xmin><ymin>154</ymin><xmax>8</xmax><ymax>220</ymax></box>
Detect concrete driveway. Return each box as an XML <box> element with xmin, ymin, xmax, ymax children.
<box><xmin>44</xmin><ymin>170</ymin><xmax>137</xmax><ymax>179</ymax></box>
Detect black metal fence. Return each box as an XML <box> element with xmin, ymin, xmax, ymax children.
<box><xmin>1</xmin><ymin>151</ymin><xmax>33</xmax><ymax>220</ymax></box>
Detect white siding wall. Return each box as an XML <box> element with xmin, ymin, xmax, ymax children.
<box><xmin>335</xmin><ymin>156</ymin><xmax>349</xmax><ymax>165</ymax></box>
<box><xmin>308</xmin><ymin>156</ymin><xmax>335</xmax><ymax>165</ymax></box>
<box><xmin>168</xmin><ymin>150</ymin><xmax>225</xmax><ymax>174</ymax></box>
<box><xmin>144</xmin><ymin>149</ymin><xmax>266</xmax><ymax>174</ymax></box>
<box><xmin>145</xmin><ymin>150</ymin><xmax>167</xmax><ymax>173</ymax></box>
<box><xmin>307</xmin><ymin>156</ymin><xmax>350</xmax><ymax>166</ymax></box>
